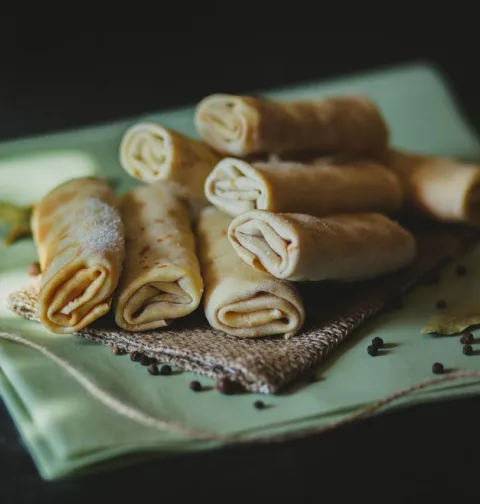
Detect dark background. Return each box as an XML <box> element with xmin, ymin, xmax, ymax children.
<box><xmin>1</xmin><ymin>24</ymin><xmax>480</xmax><ymax>503</ymax></box>
<box><xmin>0</xmin><ymin>28</ymin><xmax>478</xmax><ymax>140</ymax></box>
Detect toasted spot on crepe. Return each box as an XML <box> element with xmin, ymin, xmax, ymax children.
<box><xmin>157</xmin><ymin>234</ymin><xmax>174</xmax><ymax>243</ymax></box>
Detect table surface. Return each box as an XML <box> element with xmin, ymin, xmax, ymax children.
<box><xmin>1</xmin><ymin>30</ymin><xmax>480</xmax><ymax>503</ymax></box>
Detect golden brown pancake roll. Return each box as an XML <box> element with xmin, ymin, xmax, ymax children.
<box><xmin>120</xmin><ymin>123</ymin><xmax>220</xmax><ymax>203</ymax></box>
<box><xmin>386</xmin><ymin>149</ymin><xmax>480</xmax><ymax>226</ymax></box>
<box><xmin>32</xmin><ymin>177</ymin><xmax>125</xmax><ymax>334</ymax></box>
<box><xmin>114</xmin><ymin>185</ymin><xmax>203</xmax><ymax>331</ymax></box>
<box><xmin>228</xmin><ymin>211</ymin><xmax>416</xmax><ymax>282</ymax></box>
<box><xmin>205</xmin><ymin>157</ymin><xmax>403</xmax><ymax>217</ymax></box>
<box><xmin>195</xmin><ymin>93</ymin><xmax>389</xmax><ymax>157</ymax></box>
<box><xmin>196</xmin><ymin>206</ymin><xmax>305</xmax><ymax>339</ymax></box>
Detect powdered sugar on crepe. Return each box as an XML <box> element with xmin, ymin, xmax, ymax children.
<box><xmin>73</xmin><ymin>197</ymin><xmax>124</xmax><ymax>253</ymax></box>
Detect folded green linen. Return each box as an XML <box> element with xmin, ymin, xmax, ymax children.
<box><xmin>2</xmin><ymin>62</ymin><xmax>480</xmax><ymax>480</ymax></box>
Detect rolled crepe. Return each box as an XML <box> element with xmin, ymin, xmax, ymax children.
<box><xmin>119</xmin><ymin>123</ymin><xmax>221</xmax><ymax>202</ymax></box>
<box><xmin>32</xmin><ymin>177</ymin><xmax>125</xmax><ymax>334</ymax></box>
<box><xmin>194</xmin><ymin>93</ymin><xmax>389</xmax><ymax>157</ymax></box>
<box><xmin>205</xmin><ymin>157</ymin><xmax>403</xmax><ymax>217</ymax></box>
<box><xmin>114</xmin><ymin>185</ymin><xmax>203</xmax><ymax>331</ymax></box>
<box><xmin>386</xmin><ymin>149</ymin><xmax>480</xmax><ymax>226</ymax></box>
<box><xmin>196</xmin><ymin>206</ymin><xmax>305</xmax><ymax>339</ymax></box>
<box><xmin>228</xmin><ymin>210</ymin><xmax>416</xmax><ymax>282</ymax></box>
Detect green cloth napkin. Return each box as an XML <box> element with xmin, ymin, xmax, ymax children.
<box><xmin>2</xmin><ymin>61</ymin><xmax>480</xmax><ymax>480</ymax></box>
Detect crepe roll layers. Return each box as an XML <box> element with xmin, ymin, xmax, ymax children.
<box><xmin>196</xmin><ymin>207</ymin><xmax>305</xmax><ymax>339</ymax></box>
<box><xmin>386</xmin><ymin>149</ymin><xmax>480</xmax><ymax>226</ymax></box>
<box><xmin>205</xmin><ymin>157</ymin><xmax>403</xmax><ymax>217</ymax></box>
<box><xmin>228</xmin><ymin>211</ymin><xmax>416</xmax><ymax>282</ymax></box>
<box><xmin>32</xmin><ymin>177</ymin><xmax>125</xmax><ymax>334</ymax></box>
<box><xmin>115</xmin><ymin>185</ymin><xmax>203</xmax><ymax>331</ymax></box>
<box><xmin>120</xmin><ymin>123</ymin><xmax>221</xmax><ymax>203</ymax></box>
<box><xmin>195</xmin><ymin>94</ymin><xmax>389</xmax><ymax>158</ymax></box>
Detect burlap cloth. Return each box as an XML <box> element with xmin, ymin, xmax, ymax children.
<box><xmin>6</xmin><ymin>223</ymin><xmax>477</xmax><ymax>394</ymax></box>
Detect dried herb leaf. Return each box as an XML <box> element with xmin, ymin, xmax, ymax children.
<box><xmin>421</xmin><ymin>303</ymin><xmax>480</xmax><ymax>335</ymax></box>
<box><xmin>0</xmin><ymin>201</ymin><xmax>33</xmax><ymax>245</ymax></box>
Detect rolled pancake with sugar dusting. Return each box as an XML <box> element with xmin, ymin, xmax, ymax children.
<box><xmin>32</xmin><ymin>177</ymin><xmax>125</xmax><ymax>334</ymax></box>
<box><xmin>114</xmin><ymin>185</ymin><xmax>203</xmax><ymax>331</ymax></box>
<box><xmin>196</xmin><ymin>206</ymin><xmax>305</xmax><ymax>339</ymax></box>
<box><xmin>228</xmin><ymin>210</ymin><xmax>416</xmax><ymax>282</ymax></box>
<box><xmin>119</xmin><ymin>123</ymin><xmax>220</xmax><ymax>203</ymax></box>
<box><xmin>195</xmin><ymin>93</ymin><xmax>389</xmax><ymax>157</ymax></box>
<box><xmin>205</xmin><ymin>157</ymin><xmax>403</xmax><ymax>217</ymax></box>
<box><xmin>386</xmin><ymin>149</ymin><xmax>480</xmax><ymax>226</ymax></box>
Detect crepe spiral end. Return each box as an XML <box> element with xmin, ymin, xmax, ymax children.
<box><xmin>194</xmin><ymin>94</ymin><xmax>257</xmax><ymax>157</ymax></box>
<box><xmin>119</xmin><ymin>123</ymin><xmax>173</xmax><ymax>183</ymax></box>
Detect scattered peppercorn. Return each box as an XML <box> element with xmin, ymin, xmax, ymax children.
<box><xmin>432</xmin><ymin>362</ymin><xmax>444</xmax><ymax>374</ymax></box>
<box><xmin>435</xmin><ymin>300</ymin><xmax>447</xmax><ymax>310</ymax></box>
<box><xmin>159</xmin><ymin>364</ymin><xmax>172</xmax><ymax>375</ymax></box>
<box><xmin>463</xmin><ymin>344</ymin><xmax>473</xmax><ymax>356</ymax></box>
<box><xmin>455</xmin><ymin>265</ymin><xmax>467</xmax><ymax>277</ymax></box>
<box><xmin>367</xmin><ymin>345</ymin><xmax>378</xmax><ymax>356</ymax></box>
<box><xmin>130</xmin><ymin>351</ymin><xmax>141</xmax><ymax>362</ymax></box>
<box><xmin>140</xmin><ymin>354</ymin><xmax>152</xmax><ymax>366</ymax></box>
<box><xmin>372</xmin><ymin>337</ymin><xmax>384</xmax><ymax>350</ymax></box>
<box><xmin>216</xmin><ymin>377</ymin><xmax>235</xmax><ymax>394</ymax></box>
<box><xmin>148</xmin><ymin>363</ymin><xmax>159</xmax><ymax>376</ymax></box>
<box><xmin>254</xmin><ymin>400</ymin><xmax>266</xmax><ymax>410</ymax></box>
<box><xmin>28</xmin><ymin>262</ymin><xmax>41</xmax><ymax>276</ymax></box>
<box><xmin>112</xmin><ymin>346</ymin><xmax>124</xmax><ymax>355</ymax></box>
<box><xmin>189</xmin><ymin>380</ymin><xmax>202</xmax><ymax>392</ymax></box>
<box><xmin>460</xmin><ymin>332</ymin><xmax>473</xmax><ymax>344</ymax></box>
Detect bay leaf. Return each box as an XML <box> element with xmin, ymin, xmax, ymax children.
<box><xmin>421</xmin><ymin>303</ymin><xmax>480</xmax><ymax>335</ymax></box>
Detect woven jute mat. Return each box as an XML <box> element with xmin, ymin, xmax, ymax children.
<box><xmin>6</xmin><ymin>224</ymin><xmax>477</xmax><ymax>394</ymax></box>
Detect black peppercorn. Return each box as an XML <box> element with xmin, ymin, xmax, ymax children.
<box><xmin>455</xmin><ymin>265</ymin><xmax>467</xmax><ymax>277</ymax></box>
<box><xmin>159</xmin><ymin>364</ymin><xmax>172</xmax><ymax>375</ymax></box>
<box><xmin>435</xmin><ymin>300</ymin><xmax>447</xmax><ymax>310</ymax></box>
<box><xmin>463</xmin><ymin>344</ymin><xmax>473</xmax><ymax>356</ymax></box>
<box><xmin>140</xmin><ymin>354</ymin><xmax>152</xmax><ymax>366</ymax></box>
<box><xmin>216</xmin><ymin>377</ymin><xmax>235</xmax><ymax>394</ymax></box>
<box><xmin>372</xmin><ymin>337</ymin><xmax>384</xmax><ymax>350</ymax></box>
<box><xmin>367</xmin><ymin>345</ymin><xmax>378</xmax><ymax>356</ymax></box>
<box><xmin>460</xmin><ymin>332</ymin><xmax>473</xmax><ymax>345</ymax></box>
<box><xmin>254</xmin><ymin>400</ymin><xmax>265</xmax><ymax>410</ymax></box>
<box><xmin>189</xmin><ymin>381</ymin><xmax>202</xmax><ymax>392</ymax></box>
<box><xmin>112</xmin><ymin>346</ymin><xmax>124</xmax><ymax>355</ymax></box>
<box><xmin>432</xmin><ymin>362</ymin><xmax>444</xmax><ymax>374</ymax></box>
<box><xmin>130</xmin><ymin>351</ymin><xmax>141</xmax><ymax>362</ymax></box>
<box><xmin>148</xmin><ymin>364</ymin><xmax>159</xmax><ymax>376</ymax></box>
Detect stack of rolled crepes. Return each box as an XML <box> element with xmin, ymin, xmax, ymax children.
<box><xmin>196</xmin><ymin>207</ymin><xmax>305</xmax><ymax>338</ymax></box>
<box><xmin>29</xmin><ymin>90</ymin><xmax>480</xmax><ymax>339</ymax></box>
<box><xmin>32</xmin><ymin>179</ymin><xmax>203</xmax><ymax>334</ymax></box>
<box><xmin>195</xmin><ymin>94</ymin><xmax>417</xmax><ymax>291</ymax></box>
